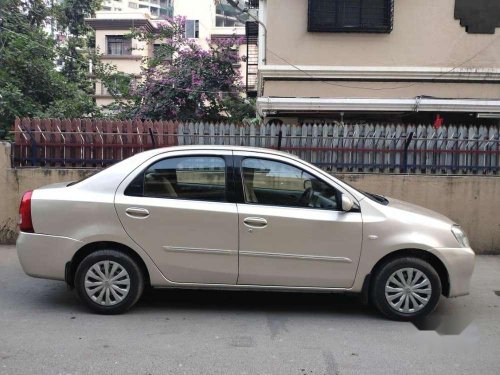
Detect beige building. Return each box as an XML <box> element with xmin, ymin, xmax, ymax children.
<box><xmin>256</xmin><ymin>0</ymin><xmax>500</xmax><ymax>124</ymax></box>
<box><xmin>87</xmin><ymin>1</ymin><xmax>255</xmax><ymax>107</ymax></box>
<box><xmin>87</xmin><ymin>12</ymin><xmax>155</xmax><ymax>107</ymax></box>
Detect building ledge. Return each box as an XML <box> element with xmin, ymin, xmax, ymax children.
<box><xmin>86</xmin><ymin>17</ymin><xmax>155</xmax><ymax>32</ymax></box>
<box><xmin>257</xmin><ymin>97</ymin><xmax>500</xmax><ymax>116</ymax></box>
<box><xmin>259</xmin><ymin>65</ymin><xmax>500</xmax><ymax>82</ymax></box>
<box><xmin>100</xmin><ymin>54</ymin><xmax>143</xmax><ymax>60</ymax></box>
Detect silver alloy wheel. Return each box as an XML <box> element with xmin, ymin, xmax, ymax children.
<box><xmin>84</xmin><ymin>261</ymin><xmax>131</xmax><ymax>306</ymax></box>
<box><xmin>384</xmin><ymin>267</ymin><xmax>432</xmax><ymax>314</ymax></box>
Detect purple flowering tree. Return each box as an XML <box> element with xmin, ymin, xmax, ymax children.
<box><xmin>123</xmin><ymin>17</ymin><xmax>255</xmax><ymax>122</ymax></box>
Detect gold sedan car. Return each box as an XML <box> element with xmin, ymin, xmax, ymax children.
<box><xmin>17</xmin><ymin>146</ymin><xmax>475</xmax><ymax>320</ymax></box>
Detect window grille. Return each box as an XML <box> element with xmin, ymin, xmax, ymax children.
<box><xmin>106</xmin><ymin>36</ymin><xmax>132</xmax><ymax>55</ymax></box>
<box><xmin>308</xmin><ymin>0</ymin><xmax>393</xmax><ymax>33</ymax></box>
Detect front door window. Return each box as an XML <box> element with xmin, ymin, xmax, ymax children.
<box><xmin>241</xmin><ymin>158</ymin><xmax>340</xmax><ymax>210</ymax></box>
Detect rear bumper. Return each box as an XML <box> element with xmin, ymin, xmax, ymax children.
<box><xmin>17</xmin><ymin>232</ymin><xmax>82</xmax><ymax>281</ymax></box>
<box><xmin>435</xmin><ymin>247</ymin><xmax>475</xmax><ymax>297</ymax></box>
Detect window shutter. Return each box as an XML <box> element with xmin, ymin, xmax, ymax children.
<box><xmin>308</xmin><ymin>0</ymin><xmax>393</xmax><ymax>33</ymax></box>
<box><xmin>185</xmin><ymin>20</ymin><xmax>195</xmax><ymax>38</ymax></box>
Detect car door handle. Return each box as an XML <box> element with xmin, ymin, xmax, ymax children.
<box><xmin>125</xmin><ymin>207</ymin><xmax>150</xmax><ymax>218</ymax></box>
<box><xmin>243</xmin><ymin>217</ymin><xmax>268</xmax><ymax>228</ymax></box>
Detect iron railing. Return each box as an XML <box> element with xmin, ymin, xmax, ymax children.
<box><xmin>11</xmin><ymin>118</ymin><xmax>500</xmax><ymax>174</ymax></box>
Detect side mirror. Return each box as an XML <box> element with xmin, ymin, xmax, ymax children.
<box><xmin>341</xmin><ymin>194</ymin><xmax>354</xmax><ymax>212</ymax></box>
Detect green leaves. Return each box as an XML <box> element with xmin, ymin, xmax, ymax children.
<box><xmin>0</xmin><ymin>0</ymin><xmax>101</xmax><ymax>135</ymax></box>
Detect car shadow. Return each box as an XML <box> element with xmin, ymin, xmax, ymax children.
<box><xmin>136</xmin><ymin>287</ymin><xmax>381</xmax><ymax>320</ymax></box>
<box><xmin>25</xmin><ymin>279</ymin><xmax>378</xmax><ymax>319</ymax></box>
<box><xmin>34</xmin><ymin>281</ymin><xmax>471</xmax><ymax>333</ymax></box>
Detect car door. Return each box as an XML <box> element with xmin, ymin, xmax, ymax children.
<box><xmin>115</xmin><ymin>150</ymin><xmax>238</xmax><ymax>284</ymax></box>
<box><xmin>235</xmin><ymin>153</ymin><xmax>363</xmax><ymax>288</ymax></box>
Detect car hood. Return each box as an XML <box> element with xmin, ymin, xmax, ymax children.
<box><xmin>385</xmin><ymin>197</ymin><xmax>456</xmax><ymax>226</ymax></box>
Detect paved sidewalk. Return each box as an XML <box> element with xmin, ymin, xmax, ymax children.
<box><xmin>1</xmin><ymin>245</ymin><xmax>499</xmax><ymax>375</ymax></box>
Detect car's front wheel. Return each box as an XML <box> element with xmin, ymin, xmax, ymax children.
<box><xmin>74</xmin><ymin>250</ymin><xmax>144</xmax><ymax>314</ymax></box>
<box><xmin>371</xmin><ymin>257</ymin><xmax>442</xmax><ymax>321</ymax></box>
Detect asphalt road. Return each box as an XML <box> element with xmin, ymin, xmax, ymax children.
<box><xmin>1</xmin><ymin>245</ymin><xmax>499</xmax><ymax>375</ymax></box>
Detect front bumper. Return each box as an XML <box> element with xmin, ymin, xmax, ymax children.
<box><xmin>17</xmin><ymin>232</ymin><xmax>82</xmax><ymax>281</ymax></box>
<box><xmin>435</xmin><ymin>247</ymin><xmax>475</xmax><ymax>297</ymax></box>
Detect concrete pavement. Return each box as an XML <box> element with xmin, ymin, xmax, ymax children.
<box><xmin>1</xmin><ymin>245</ymin><xmax>499</xmax><ymax>375</ymax></box>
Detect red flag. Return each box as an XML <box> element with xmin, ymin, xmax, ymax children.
<box><xmin>434</xmin><ymin>114</ymin><xmax>444</xmax><ymax>129</ymax></box>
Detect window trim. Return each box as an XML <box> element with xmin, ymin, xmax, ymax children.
<box><xmin>236</xmin><ymin>156</ymin><xmax>343</xmax><ymax>211</ymax></box>
<box><xmin>124</xmin><ymin>154</ymin><xmax>235</xmax><ymax>204</ymax></box>
<box><xmin>106</xmin><ymin>35</ymin><xmax>132</xmax><ymax>56</ymax></box>
<box><xmin>307</xmin><ymin>0</ymin><xmax>394</xmax><ymax>34</ymax></box>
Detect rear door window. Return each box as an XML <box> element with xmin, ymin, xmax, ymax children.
<box><xmin>126</xmin><ymin>156</ymin><xmax>227</xmax><ymax>202</ymax></box>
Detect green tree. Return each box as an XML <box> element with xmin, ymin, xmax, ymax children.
<box><xmin>0</xmin><ymin>0</ymin><xmax>99</xmax><ymax>135</ymax></box>
<box><xmin>53</xmin><ymin>0</ymin><xmax>102</xmax><ymax>92</ymax></box>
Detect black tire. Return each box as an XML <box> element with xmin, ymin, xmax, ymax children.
<box><xmin>371</xmin><ymin>257</ymin><xmax>441</xmax><ymax>321</ymax></box>
<box><xmin>75</xmin><ymin>250</ymin><xmax>144</xmax><ymax>315</ymax></box>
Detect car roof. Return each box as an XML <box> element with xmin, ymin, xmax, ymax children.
<box><xmin>150</xmin><ymin>145</ymin><xmax>301</xmax><ymax>160</ymax></box>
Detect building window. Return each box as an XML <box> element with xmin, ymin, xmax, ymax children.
<box><xmin>150</xmin><ymin>6</ymin><xmax>159</xmax><ymax>16</ymax></box>
<box><xmin>128</xmin><ymin>2</ymin><xmax>138</xmax><ymax>9</ymax></box>
<box><xmin>308</xmin><ymin>0</ymin><xmax>393</xmax><ymax>33</ymax></box>
<box><xmin>153</xmin><ymin>44</ymin><xmax>173</xmax><ymax>61</ymax></box>
<box><xmin>216</xmin><ymin>0</ymin><xmax>248</xmax><ymax>27</ymax></box>
<box><xmin>185</xmin><ymin>20</ymin><xmax>199</xmax><ymax>38</ymax></box>
<box><xmin>106</xmin><ymin>36</ymin><xmax>132</xmax><ymax>55</ymax></box>
<box><xmin>160</xmin><ymin>7</ymin><xmax>172</xmax><ymax>17</ymax></box>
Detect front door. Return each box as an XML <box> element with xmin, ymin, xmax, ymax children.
<box><xmin>236</xmin><ymin>155</ymin><xmax>363</xmax><ymax>288</ymax></box>
<box><xmin>115</xmin><ymin>151</ymin><xmax>238</xmax><ymax>284</ymax></box>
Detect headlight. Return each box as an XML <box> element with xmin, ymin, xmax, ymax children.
<box><xmin>451</xmin><ymin>226</ymin><xmax>470</xmax><ymax>248</ymax></box>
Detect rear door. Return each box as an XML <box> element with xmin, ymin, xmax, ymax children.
<box><xmin>235</xmin><ymin>153</ymin><xmax>363</xmax><ymax>288</ymax></box>
<box><xmin>115</xmin><ymin>150</ymin><xmax>238</xmax><ymax>284</ymax></box>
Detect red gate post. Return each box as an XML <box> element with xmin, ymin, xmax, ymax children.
<box><xmin>82</xmin><ymin>118</ymin><xmax>93</xmax><ymax>165</ymax></box>
<box><xmin>92</xmin><ymin>119</ymin><xmax>104</xmax><ymax>167</ymax></box>
<box><xmin>13</xmin><ymin>117</ymin><xmax>24</xmax><ymax>167</ymax></box>
<box><xmin>123</xmin><ymin>119</ymin><xmax>133</xmax><ymax>159</ymax></box>
<box><xmin>71</xmin><ymin>118</ymin><xmax>83</xmax><ymax>167</ymax></box>
<box><xmin>103</xmin><ymin>120</ymin><xmax>114</xmax><ymax>165</ymax></box>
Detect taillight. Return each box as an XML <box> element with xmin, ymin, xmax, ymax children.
<box><xmin>19</xmin><ymin>190</ymin><xmax>34</xmax><ymax>233</ymax></box>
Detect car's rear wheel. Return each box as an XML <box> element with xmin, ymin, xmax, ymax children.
<box><xmin>75</xmin><ymin>250</ymin><xmax>144</xmax><ymax>314</ymax></box>
<box><xmin>371</xmin><ymin>257</ymin><xmax>441</xmax><ymax>321</ymax></box>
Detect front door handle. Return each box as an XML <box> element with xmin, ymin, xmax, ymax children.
<box><xmin>125</xmin><ymin>207</ymin><xmax>150</xmax><ymax>218</ymax></box>
<box><xmin>243</xmin><ymin>217</ymin><xmax>268</xmax><ymax>228</ymax></box>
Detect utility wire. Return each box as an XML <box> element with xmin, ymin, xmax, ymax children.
<box><xmin>3</xmin><ymin>5</ymin><xmax>500</xmax><ymax>95</ymax></box>
<box><xmin>226</xmin><ymin>1</ymin><xmax>500</xmax><ymax>91</ymax></box>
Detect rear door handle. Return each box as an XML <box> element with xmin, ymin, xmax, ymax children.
<box><xmin>125</xmin><ymin>207</ymin><xmax>150</xmax><ymax>218</ymax></box>
<box><xmin>243</xmin><ymin>217</ymin><xmax>268</xmax><ymax>228</ymax></box>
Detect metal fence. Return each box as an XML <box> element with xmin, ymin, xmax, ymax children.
<box><xmin>11</xmin><ymin>118</ymin><xmax>500</xmax><ymax>174</ymax></box>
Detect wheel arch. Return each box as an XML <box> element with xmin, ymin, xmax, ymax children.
<box><xmin>66</xmin><ymin>241</ymin><xmax>151</xmax><ymax>288</ymax></box>
<box><xmin>363</xmin><ymin>248</ymin><xmax>450</xmax><ymax>299</ymax></box>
